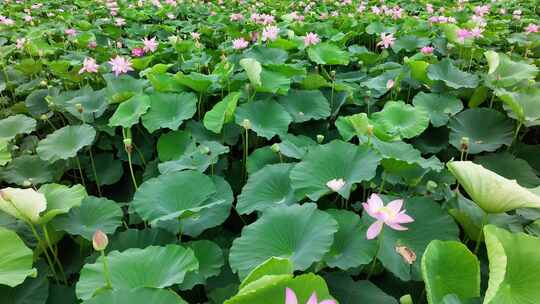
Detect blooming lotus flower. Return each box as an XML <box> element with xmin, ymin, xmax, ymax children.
<box><xmin>114</xmin><ymin>18</ymin><xmax>125</xmax><ymax>26</ymax></box>
<box><xmin>65</xmin><ymin>28</ymin><xmax>77</xmax><ymax>37</ymax></box>
<box><xmin>525</xmin><ymin>24</ymin><xmax>539</xmax><ymax>34</ymax></box>
<box><xmin>142</xmin><ymin>37</ymin><xmax>158</xmax><ymax>52</ymax></box>
<box><xmin>232</xmin><ymin>38</ymin><xmax>249</xmax><ymax>50</ymax></box>
<box><xmin>377</xmin><ymin>33</ymin><xmax>395</xmax><ymax>49</ymax></box>
<box><xmin>191</xmin><ymin>32</ymin><xmax>201</xmax><ymax>40</ymax></box>
<box><xmin>0</xmin><ymin>188</ymin><xmax>47</xmax><ymax>223</ymax></box>
<box><xmin>304</xmin><ymin>32</ymin><xmax>320</xmax><ymax>46</ymax></box>
<box><xmin>362</xmin><ymin>193</ymin><xmax>414</xmax><ymax>240</ymax></box>
<box><xmin>420</xmin><ymin>46</ymin><xmax>434</xmax><ymax>55</ymax></box>
<box><xmin>79</xmin><ymin>57</ymin><xmax>99</xmax><ymax>74</ymax></box>
<box><xmin>108</xmin><ymin>55</ymin><xmax>133</xmax><ymax>77</ymax></box>
<box><xmin>15</xmin><ymin>38</ymin><xmax>26</xmax><ymax>50</ymax></box>
<box><xmin>262</xmin><ymin>26</ymin><xmax>279</xmax><ymax>42</ymax></box>
<box><xmin>131</xmin><ymin>47</ymin><xmax>145</xmax><ymax>57</ymax></box>
<box><xmin>470</xmin><ymin>27</ymin><xmax>483</xmax><ymax>39</ymax></box>
<box><xmin>285</xmin><ymin>288</ymin><xmax>336</xmax><ymax>304</ymax></box>
<box><xmin>457</xmin><ymin>29</ymin><xmax>471</xmax><ymax>43</ymax></box>
<box><xmin>326</xmin><ymin>178</ymin><xmax>345</xmax><ymax>192</ymax></box>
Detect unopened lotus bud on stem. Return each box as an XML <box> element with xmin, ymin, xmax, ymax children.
<box><xmin>92</xmin><ymin>230</ymin><xmax>108</xmax><ymax>251</ymax></box>
<box><xmin>316</xmin><ymin>134</ymin><xmax>324</xmax><ymax>144</ymax></box>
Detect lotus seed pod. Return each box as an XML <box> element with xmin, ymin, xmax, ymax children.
<box><xmin>316</xmin><ymin>134</ymin><xmax>324</xmax><ymax>143</ymax></box>
<box><xmin>241</xmin><ymin>119</ymin><xmax>251</xmax><ymax>130</ymax></box>
<box><xmin>75</xmin><ymin>103</ymin><xmax>83</xmax><ymax>113</ymax></box>
<box><xmin>271</xmin><ymin>143</ymin><xmax>280</xmax><ymax>153</ymax></box>
<box><xmin>460</xmin><ymin>137</ymin><xmax>469</xmax><ymax>151</ymax></box>
<box><xmin>367</xmin><ymin>124</ymin><xmax>374</xmax><ymax>136</ymax></box>
<box><xmin>123</xmin><ymin>138</ymin><xmax>133</xmax><ymax>153</ymax></box>
<box><xmin>40</xmin><ymin>80</ymin><xmax>47</xmax><ymax>87</ymax></box>
<box><xmin>92</xmin><ymin>230</ymin><xmax>108</xmax><ymax>251</ymax></box>
<box><xmin>40</xmin><ymin>114</ymin><xmax>48</xmax><ymax>121</ymax></box>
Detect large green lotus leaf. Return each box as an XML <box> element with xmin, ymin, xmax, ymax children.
<box><xmin>371</xmin><ymin>196</ymin><xmax>459</xmax><ymax>281</ymax></box>
<box><xmin>235</xmin><ymin>100</ymin><xmax>292</xmax><ymax>139</ymax></box>
<box><xmin>38</xmin><ymin>183</ymin><xmax>87</xmax><ymax>224</ymax></box>
<box><xmin>484</xmin><ymin>51</ymin><xmax>538</xmax><ymax>88</ymax></box>
<box><xmin>325</xmin><ymin>273</ymin><xmax>398</xmax><ymax>304</ymax></box>
<box><xmin>245</xmin><ymin>46</ymin><xmax>288</xmax><ymax>65</ymax></box>
<box><xmin>178</xmin><ymin>176</ymin><xmax>233</xmax><ymax>237</ymax></box>
<box><xmin>335</xmin><ymin>113</ymin><xmax>370</xmax><ymax>141</ymax></box>
<box><xmin>0</xmin><ymin>227</ymin><xmax>37</xmax><ymax>287</ymax></box>
<box><xmin>0</xmin><ymin>155</ymin><xmax>58</xmax><ymax>186</ymax></box>
<box><xmin>240</xmin><ymin>58</ymin><xmax>262</xmax><ymax>87</ymax></box>
<box><xmin>52</xmin><ymin>196</ymin><xmax>123</xmax><ymax>241</ymax></box>
<box><xmin>156</xmin><ymin>130</ymin><xmax>194</xmax><ymax>162</ymax></box>
<box><xmin>0</xmin><ymin>188</ymin><xmax>47</xmax><ymax>223</ymax></box>
<box><xmin>246</xmin><ymin>147</ymin><xmax>281</xmax><ymax>175</ymax></box>
<box><xmin>64</xmin><ymin>89</ymin><xmax>108</xmax><ymax>123</ymax></box>
<box><xmin>174</xmin><ymin>72</ymin><xmax>216</xmax><ymax>93</ymax></box>
<box><xmin>36</xmin><ymin>124</ymin><xmax>96</xmax><ymax>162</ymax></box>
<box><xmin>0</xmin><ymin>139</ymin><xmax>9</xmax><ymax>166</ymax></box>
<box><xmin>277</xmin><ymin>90</ymin><xmax>330</xmax><ymax>123</ymax></box>
<box><xmin>308</xmin><ymin>42</ymin><xmax>350</xmax><ymax>65</ymax></box>
<box><xmin>83</xmin><ymin>153</ymin><xmax>124</xmax><ymax>186</ymax></box>
<box><xmin>290</xmin><ymin>141</ymin><xmax>381</xmax><ymax>200</ymax></box>
<box><xmin>0</xmin><ymin>114</ymin><xmax>36</xmax><ymax>141</ymax></box>
<box><xmin>362</xmin><ymin>69</ymin><xmax>402</xmax><ymax>98</ymax></box>
<box><xmin>0</xmin><ymin>271</ymin><xmax>49</xmax><ymax>304</ymax></box>
<box><xmin>157</xmin><ymin>140</ymin><xmax>229</xmax><ymax>173</ymax></box>
<box><xmin>324</xmin><ymin>209</ymin><xmax>377</xmax><ymax>270</ymax></box>
<box><xmin>239</xmin><ymin>257</ymin><xmax>293</xmax><ymax>290</ymax></box>
<box><xmin>108</xmin><ymin>94</ymin><xmax>151</xmax><ymax>128</ymax></box>
<box><xmin>277</xmin><ymin>134</ymin><xmax>317</xmax><ymax>159</ymax></box>
<box><xmin>422</xmin><ymin>241</ymin><xmax>480</xmax><ymax>304</ymax></box>
<box><xmin>258</xmin><ymin>69</ymin><xmax>291</xmax><ymax>95</ymax></box>
<box><xmin>132</xmin><ymin>170</ymin><xmax>218</xmax><ymax>224</ymax></box>
<box><xmin>204</xmin><ymin>92</ymin><xmax>241</xmax><ymax>133</ymax></box>
<box><xmin>106</xmin><ymin>229</ymin><xmax>176</xmax><ymax>253</ymax></box>
<box><xmin>229</xmin><ymin>203</ymin><xmax>338</xmax><ymax>279</ymax></box>
<box><xmin>483</xmin><ymin>225</ymin><xmax>540</xmax><ymax>304</ymax></box>
<box><xmin>180</xmin><ymin>240</ymin><xmax>224</xmax><ymax>290</ymax></box>
<box><xmin>447</xmin><ymin>161</ymin><xmax>540</xmax><ymax>213</ymax></box>
<box><xmin>83</xmin><ymin>288</ymin><xmax>188</xmax><ymax>304</ymax></box>
<box><xmin>448</xmin><ymin>108</ymin><xmax>514</xmax><ymax>154</ymax></box>
<box><xmin>225</xmin><ymin>273</ymin><xmax>335</xmax><ymax>304</ymax></box>
<box><xmin>412</xmin><ymin>92</ymin><xmax>463</xmax><ymax>127</ymax></box>
<box><xmin>237</xmin><ymin>163</ymin><xmax>296</xmax><ymax>215</ymax></box>
<box><xmin>497</xmin><ymin>87</ymin><xmax>540</xmax><ymax>126</ymax></box>
<box><xmin>427</xmin><ymin>59</ymin><xmax>479</xmax><ymax>89</ymax></box>
<box><xmin>475</xmin><ymin>152</ymin><xmax>540</xmax><ymax>188</ymax></box>
<box><xmin>142</xmin><ymin>92</ymin><xmax>197</xmax><ymax>133</ymax></box>
<box><xmin>392</xmin><ymin>35</ymin><xmax>430</xmax><ymax>52</ymax></box>
<box><xmin>76</xmin><ymin>245</ymin><xmax>198</xmax><ymax>300</ymax></box>
<box><xmin>372</xmin><ymin>138</ymin><xmax>443</xmax><ymax>171</ymax></box>
<box><xmin>371</xmin><ymin>101</ymin><xmax>429</xmax><ymax>139</ymax></box>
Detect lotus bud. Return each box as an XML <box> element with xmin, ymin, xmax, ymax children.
<box><xmin>460</xmin><ymin>136</ymin><xmax>469</xmax><ymax>152</ymax></box>
<box><xmin>45</xmin><ymin>96</ymin><xmax>54</xmax><ymax>106</ymax></box>
<box><xmin>367</xmin><ymin>124</ymin><xmax>374</xmax><ymax>136</ymax></box>
<box><xmin>241</xmin><ymin>119</ymin><xmax>251</xmax><ymax>130</ymax></box>
<box><xmin>123</xmin><ymin>138</ymin><xmax>133</xmax><ymax>153</ymax></box>
<box><xmin>316</xmin><ymin>134</ymin><xmax>324</xmax><ymax>143</ymax></box>
<box><xmin>426</xmin><ymin>180</ymin><xmax>437</xmax><ymax>192</ymax></box>
<box><xmin>330</xmin><ymin>70</ymin><xmax>336</xmax><ymax>78</ymax></box>
<box><xmin>399</xmin><ymin>294</ymin><xmax>413</xmax><ymax>304</ymax></box>
<box><xmin>271</xmin><ymin>143</ymin><xmax>280</xmax><ymax>153</ymax></box>
<box><xmin>75</xmin><ymin>103</ymin><xmax>83</xmax><ymax>113</ymax></box>
<box><xmin>92</xmin><ymin>230</ymin><xmax>108</xmax><ymax>251</ymax></box>
<box><xmin>40</xmin><ymin>114</ymin><xmax>48</xmax><ymax>121</ymax></box>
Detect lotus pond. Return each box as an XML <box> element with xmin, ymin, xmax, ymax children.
<box><xmin>0</xmin><ymin>0</ymin><xmax>540</xmax><ymax>303</ymax></box>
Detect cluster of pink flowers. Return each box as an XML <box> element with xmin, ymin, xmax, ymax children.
<box><xmin>371</xmin><ymin>5</ymin><xmax>403</xmax><ymax>19</ymax></box>
<box><xmin>304</xmin><ymin>32</ymin><xmax>320</xmax><ymax>47</ymax></box>
<box><xmin>232</xmin><ymin>38</ymin><xmax>249</xmax><ymax>50</ymax></box>
<box><xmin>262</xmin><ymin>26</ymin><xmax>279</xmax><ymax>42</ymax></box>
<box><xmin>230</xmin><ymin>13</ymin><xmax>244</xmax><ymax>21</ymax></box>
<box><xmin>106</xmin><ymin>0</ymin><xmax>119</xmax><ymax>16</ymax></box>
<box><xmin>457</xmin><ymin>27</ymin><xmax>483</xmax><ymax>43</ymax></box>
<box><xmin>428</xmin><ymin>15</ymin><xmax>457</xmax><ymax>24</ymax></box>
<box><xmin>473</xmin><ymin>5</ymin><xmax>490</xmax><ymax>17</ymax></box>
<box><xmin>0</xmin><ymin>15</ymin><xmax>15</xmax><ymax>26</ymax></box>
<box><xmin>250</xmin><ymin>13</ymin><xmax>275</xmax><ymax>25</ymax></box>
<box><xmin>290</xmin><ymin>12</ymin><xmax>305</xmax><ymax>22</ymax></box>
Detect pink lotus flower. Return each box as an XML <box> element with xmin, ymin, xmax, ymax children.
<box><xmin>386</xmin><ymin>79</ymin><xmax>395</xmax><ymax>90</ymax></box>
<box><xmin>525</xmin><ymin>24</ymin><xmax>539</xmax><ymax>34</ymax></box>
<box><xmin>457</xmin><ymin>29</ymin><xmax>471</xmax><ymax>43</ymax></box>
<box><xmin>230</xmin><ymin>13</ymin><xmax>244</xmax><ymax>21</ymax></box>
<box><xmin>142</xmin><ymin>37</ymin><xmax>158</xmax><ymax>52</ymax></box>
<box><xmin>65</xmin><ymin>28</ymin><xmax>77</xmax><ymax>37</ymax></box>
<box><xmin>232</xmin><ymin>38</ymin><xmax>249</xmax><ymax>50</ymax></box>
<box><xmin>15</xmin><ymin>38</ymin><xmax>26</xmax><ymax>50</ymax></box>
<box><xmin>326</xmin><ymin>178</ymin><xmax>345</xmax><ymax>192</ymax></box>
<box><xmin>131</xmin><ymin>47</ymin><xmax>145</xmax><ymax>57</ymax></box>
<box><xmin>79</xmin><ymin>57</ymin><xmax>99</xmax><ymax>74</ymax></box>
<box><xmin>377</xmin><ymin>33</ymin><xmax>395</xmax><ymax>49</ymax></box>
<box><xmin>115</xmin><ymin>18</ymin><xmax>125</xmax><ymax>26</ymax></box>
<box><xmin>88</xmin><ymin>41</ymin><xmax>97</xmax><ymax>49</ymax></box>
<box><xmin>24</xmin><ymin>15</ymin><xmax>33</xmax><ymax>22</ymax></box>
<box><xmin>191</xmin><ymin>32</ymin><xmax>200</xmax><ymax>40</ymax></box>
<box><xmin>470</xmin><ymin>27</ymin><xmax>483</xmax><ymax>39</ymax></box>
<box><xmin>0</xmin><ymin>16</ymin><xmax>15</xmax><ymax>26</ymax></box>
<box><xmin>262</xmin><ymin>26</ymin><xmax>279</xmax><ymax>42</ymax></box>
<box><xmin>304</xmin><ymin>32</ymin><xmax>320</xmax><ymax>47</ymax></box>
<box><xmin>108</xmin><ymin>55</ymin><xmax>134</xmax><ymax>77</ymax></box>
<box><xmin>362</xmin><ymin>193</ymin><xmax>414</xmax><ymax>240</ymax></box>
<box><xmin>420</xmin><ymin>46</ymin><xmax>434</xmax><ymax>55</ymax></box>
<box><xmin>285</xmin><ymin>288</ymin><xmax>336</xmax><ymax>304</ymax></box>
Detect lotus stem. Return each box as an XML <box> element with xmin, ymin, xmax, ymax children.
<box><xmin>367</xmin><ymin>230</ymin><xmax>384</xmax><ymax>280</ymax></box>
<box><xmin>75</xmin><ymin>156</ymin><xmax>86</xmax><ymax>187</ymax></box>
<box><xmin>42</xmin><ymin>224</ymin><xmax>68</xmax><ymax>284</ymax></box>
<box><xmin>474</xmin><ymin>212</ymin><xmax>489</xmax><ymax>255</ymax></box>
<box><xmin>100</xmin><ymin>250</ymin><xmax>113</xmax><ymax>289</ymax></box>
<box><xmin>88</xmin><ymin>147</ymin><xmax>102</xmax><ymax>196</ymax></box>
<box><xmin>29</xmin><ymin>223</ymin><xmax>60</xmax><ymax>284</ymax></box>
